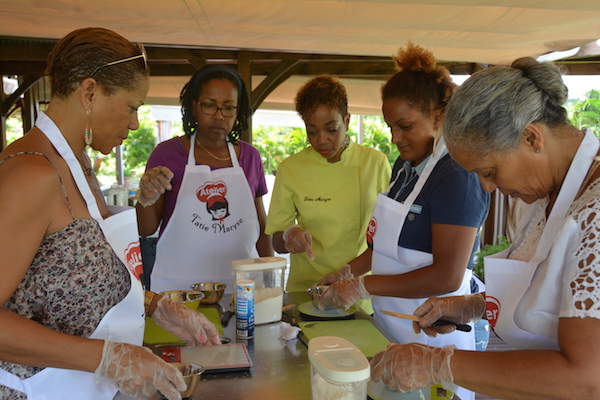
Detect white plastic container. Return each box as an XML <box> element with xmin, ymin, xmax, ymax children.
<box><xmin>308</xmin><ymin>336</ymin><xmax>370</xmax><ymax>400</ymax></box>
<box><xmin>231</xmin><ymin>257</ymin><xmax>286</xmax><ymax>325</ymax></box>
<box><xmin>106</xmin><ymin>184</ymin><xmax>128</xmax><ymax>206</ymax></box>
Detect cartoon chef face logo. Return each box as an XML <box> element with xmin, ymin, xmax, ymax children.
<box><xmin>197</xmin><ymin>181</ymin><xmax>230</xmax><ymax>222</ymax></box>
<box><xmin>366</xmin><ymin>217</ymin><xmax>377</xmax><ymax>245</ymax></box>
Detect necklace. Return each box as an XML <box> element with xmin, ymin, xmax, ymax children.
<box><xmin>195</xmin><ymin>137</ymin><xmax>231</xmax><ymax>161</ymax></box>
<box><xmin>76</xmin><ymin>152</ymin><xmax>93</xmax><ymax>176</ymax></box>
<box><xmin>576</xmin><ymin>155</ymin><xmax>600</xmax><ymax>198</ymax></box>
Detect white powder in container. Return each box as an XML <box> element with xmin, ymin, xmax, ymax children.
<box><xmin>254</xmin><ymin>286</ymin><xmax>283</xmax><ymax>324</ymax></box>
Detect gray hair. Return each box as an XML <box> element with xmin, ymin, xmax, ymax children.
<box><xmin>443</xmin><ymin>57</ymin><xmax>569</xmax><ymax>156</ymax></box>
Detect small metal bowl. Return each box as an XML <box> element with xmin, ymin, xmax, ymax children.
<box><xmin>158</xmin><ymin>290</ymin><xmax>204</xmax><ymax>304</ymax></box>
<box><xmin>190</xmin><ymin>282</ymin><xmax>227</xmax><ymax>304</ymax></box>
<box><xmin>170</xmin><ymin>362</ymin><xmax>205</xmax><ymax>398</ymax></box>
<box><xmin>306</xmin><ymin>286</ymin><xmax>335</xmax><ymax>310</ymax></box>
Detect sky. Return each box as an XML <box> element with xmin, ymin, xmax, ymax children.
<box><xmin>451</xmin><ymin>74</ymin><xmax>600</xmax><ymax>100</ymax></box>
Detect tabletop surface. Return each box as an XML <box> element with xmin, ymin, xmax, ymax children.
<box><xmin>114</xmin><ymin>291</ymin><xmax>426</xmax><ymax>400</ymax></box>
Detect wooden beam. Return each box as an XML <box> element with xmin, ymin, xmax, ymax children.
<box><xmin>2</xmin><ymin>76</ymin><xmax>41</xmax><ymax>118</ymax></box>
<box><xmin>250</xmin><ymin>60</ymin><xmax>300</xmax><ymax>113</ymax></box>
<box><xmin>237</xmin><ymin>51</ymin><xmax>252</xmax><ymax>143</ymax></box>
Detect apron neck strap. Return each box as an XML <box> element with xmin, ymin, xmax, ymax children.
<box><xmin>531</xmin><ymin>130</ymin><xmax>600</xmax><ymax>263</ymax></box>
<box><xmin>36</xmin><ymin>112</ymin><xmax>103</xmax><ymax>221</ymax></box>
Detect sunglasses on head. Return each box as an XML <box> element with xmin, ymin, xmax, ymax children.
<box><xmin>89</xmin><ymin>43</ymin><xmax>148</xmax><ymax>77</ymax></box>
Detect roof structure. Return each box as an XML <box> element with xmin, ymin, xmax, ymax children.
<box><xmin>1</xmin><ymin>0</ymin><xmax>600</xmax><ymax>115</ymax></box>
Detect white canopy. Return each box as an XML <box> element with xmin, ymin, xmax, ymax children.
<box><xmin>1</xmin><ymin>0</ymin><xmax>599</xmax><ymax>113</ymax></box>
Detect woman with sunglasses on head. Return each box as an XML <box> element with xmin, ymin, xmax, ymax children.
<box><xmin>0</xmin><ymin>28</ymin><xmax>219</xmax><ymax>400</ymax></box>
<box><xmin>136</xmin><ymin>65</ymin><xmax>273</xmax><ymax>293</ymax></box>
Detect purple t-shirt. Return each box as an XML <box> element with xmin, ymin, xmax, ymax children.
<box><xmin>146</xmin><ymin>137</ymin><xmax>267</xmax><ymax>235</ymax></box>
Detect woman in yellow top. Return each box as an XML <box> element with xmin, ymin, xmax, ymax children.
<box><xmin>266</xmin><ymin>75</ymin><xmax>391</xmax><ymax>292</ymax></box>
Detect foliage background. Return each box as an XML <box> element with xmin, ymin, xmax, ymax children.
<box><xmin>4</xmin><ymin>89</ymin><xmax>600</xmax><ymax>192</ymax></box>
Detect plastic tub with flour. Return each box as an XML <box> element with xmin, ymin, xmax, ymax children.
<box><xmin>231</xmin><ymin>257</ymin><xmax>287</xmax><ymax>325</ymax></box>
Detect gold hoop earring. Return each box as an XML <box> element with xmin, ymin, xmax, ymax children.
<box><xmin>84</xmin><ymin>108</ymin><xmax>93</xmax><ymax>146</ymax></box>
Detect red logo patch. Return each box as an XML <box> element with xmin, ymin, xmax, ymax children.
<box><xmin>125</xmin><ymin>241</ymin><xmax>143</xmax><ymax>281</ymax></box>
<box><xmin>366</xmin><ymin>217</ymin><xmax>377</xmax><ymax>245</ymax></box>
<box><xmin>486</xmin><ymin>296</ymin><xmax>501</xmax><ymax>329</ymax></box>
<box><xmin>197</xmin><ymin>181</ymin><xmax>227</xmax><ymax>205</ymax></box>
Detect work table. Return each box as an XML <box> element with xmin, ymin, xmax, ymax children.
<box><xmin>115</xmin><ymin>291</ymin><xmax>395</xmax><ymax>400</ymax></box>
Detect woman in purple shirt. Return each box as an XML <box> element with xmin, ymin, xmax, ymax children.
<box><xmin>136</xmin><ymin>65</ymin><xmax>273</xmax><ymax>292</ymax></box>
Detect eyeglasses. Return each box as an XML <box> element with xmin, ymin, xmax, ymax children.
<box><xmin>198</xmin><ymin>102</ymin><xmax>239</xmax><ymax>118</ymax></box>
<box><xmin>89</xmin><ymin>43</ymin><xmax>148</xmax><ymax>77</ymax></box>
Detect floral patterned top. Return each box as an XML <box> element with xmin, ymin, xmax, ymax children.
<box><xmin>0</xmin><ymin>153</ymin><xmax>130</xmax><ymax>400</ymax></box>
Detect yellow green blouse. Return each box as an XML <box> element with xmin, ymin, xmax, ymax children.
<box><xmin>266</xmin><ymin>140</ymin><xmax>391</xmax><ymax>292</ymax></box>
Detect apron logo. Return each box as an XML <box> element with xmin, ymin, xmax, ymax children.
<box><xmin>197</xmin><ymin>181</ymin><xmax>230</xmax><ymax>223</ymax></box>
<box><xmin>366</xmin><ymin>217</ymin><xmax>377</xmax><ymax>245</ymax></box>
<box><xmin>125</xmin><ymin>241</ymin><xmax>143</xmax><ymax>280</ymax></box>
<box><xmin>486</xmin><ymin>296</ymin><xmax>501</xmax><ymax>329</ymax></box>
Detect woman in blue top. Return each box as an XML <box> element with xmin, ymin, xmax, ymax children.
<box><xmin>318</xmin><ymin>42</ymin><xmax>489</xmax><ymax>400</ymax></box>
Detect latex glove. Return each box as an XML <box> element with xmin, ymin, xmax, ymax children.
<box><xmin>315</xmin><ymin>264</ymin><xmax>353</xmax><ymax>286</ymax></box>
<box><xmin>413</xmin><ymin>293</ymin><xmax>486</xmax><ymax>337</ymax></box>
<box><xmin>370</xmin><ymin>343</ymin><xmax>457</xmax><ymax>394</ymax></box>
<box><xmin>137</xmin><ymin>166</ymin><xmax>174</xmax><ymax>207</ymax></box>
<box><xmin>94</xmin><ymin>340</ymin><xmax>186</xmax><ymax>400</ymax></box>
<box><xmin>279</xmin><ymin>321</ymin><xmax>301</xmax><ymax>340</ymax></box>
<box><xmin>282</xmin><ymin>225</ymin><xmax>314</xmax><ymax>259</ymax></box>
<box><xmin>319</xmin><ymin>276</ymin><xmax>371</xmax><ymax>310</ymax></box>
<box><xmin>152</xmin><ymin>297</ymin><xmax>221</xmax><ymax>345</ymax></box>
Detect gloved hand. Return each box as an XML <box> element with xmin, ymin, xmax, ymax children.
<box><xmin>316</xmin><ymin>264</ymin><xmax>353</xmax><ymax>286</ymax></box>
<box><xmin>370</xmin><ymin>343</ymin><xmax>457</xmax><ymax>394</ymax></box>
<box><xmin>282</xmin><ymin>225</ymin><xmax>314</xmax><ymax>260</ymax></box>
<box><xmin>137</xmin><ymin>166</ymin><xmax>174</xmax><ymax>207</ymax></box>
<box><xmin>319</xmin><ymin>276</ymin><xmax>371</xmax><ymax>310</ymax></box>
<box><xmin>94</xmin><ymin>340</ymin><xmax>186</xmax><ymax>400</ymax></box>
<box><xmin>413</xmin><ymin>293</ymin><xmax>486</xmax><ymax>337</ymax></box>
<box><xmin>152</xmin><ymin>297</ymin><xmax>221</xmax><ymax>345</ymax></box>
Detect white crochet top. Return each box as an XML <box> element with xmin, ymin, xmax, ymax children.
<box><xmin>509</xmin><ymin>178</ymin><xmax>600</xmax><ymax>319</ymax></box>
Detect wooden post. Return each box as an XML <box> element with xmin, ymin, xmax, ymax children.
<box><xmin>237</xmin><ymin>51</ymin><xmax>252</xmax><ymax>143</ymax></box>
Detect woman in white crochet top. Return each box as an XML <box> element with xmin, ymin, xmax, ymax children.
<box><xmin>369</xmin><ymin>56</ymin><xmax>600</xmax><ymax>399</ymax></box>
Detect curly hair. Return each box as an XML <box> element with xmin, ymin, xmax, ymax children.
<box><xmin>46</xmin><ymin>27</ymin><xmax>149</xmax><ymax>99</ymax></box>
<box><xmin>381</xmin><ymin>41</ymin><xmax>455</xmax><ymax>116</ymax></box>
<box><xmin>180</xmin><ymin>65</ymin><xmax>251</xmax><ymax>142</ymax></box>
<box><xmin>294</xmin><ymin>75</ymin><xmax>348</xmax><ymax>120</ymax></box>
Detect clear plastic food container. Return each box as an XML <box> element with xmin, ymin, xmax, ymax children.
<box><xmin>231</xmin><ymin>257</ymin><xmax>287</xmax><ymax>325</ymax></box>
<box><xmin>308</xmin><ymin>336</ymin><xmax>370</xmax><ymax>400</ymax></box>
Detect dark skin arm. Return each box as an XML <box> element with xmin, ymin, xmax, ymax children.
<box><xmin>255</xmin><ymin>196</ymin><xmax>274</xmax><ymax>256</ymax></box>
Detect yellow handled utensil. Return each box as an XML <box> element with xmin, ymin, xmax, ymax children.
<box><xmin>379</xmin><ymin>309</ymin><xmax>471</xmax><ymax>332</ymax></box>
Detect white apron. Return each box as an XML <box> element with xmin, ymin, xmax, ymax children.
<box><xmin>370</xmin><ymin>138</ymin><xmax>474</xmax><ymax>400</ymax></box>
<box><xmin>0</xmin><ymin>112</ymin><xmax>145</xmax><ymax>400</ymax></box>
<box><xmin>151</xmin><ymin>133</ymin><xmax>259</xmax><ymax>293</ymax></box>
<box><xmin>485</xmin><ymin>130</ymin><xmax>599</xmax><ymax>350</ymax></box>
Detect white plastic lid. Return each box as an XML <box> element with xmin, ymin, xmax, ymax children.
<box><xmin>308</xmin><ymin>336</ymin><xmax>370</xmax><ymax>383</ymax></box>
<box><xmin>231</xmin><ymin>257</ymin><xmax>287</xmax><ymax>272</ymax></box>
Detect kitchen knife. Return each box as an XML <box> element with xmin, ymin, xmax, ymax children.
<box><xmin>379</xmin><ymin>309</ymin><xmax>472</xmax><ymax>332</ymax></box>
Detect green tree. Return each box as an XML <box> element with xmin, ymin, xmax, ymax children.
<box><xmin>252</xmin><ymin>126</ymin><xmax>307</xmax><ymax>175</ymax></box>
<box><xmin>348</xmin><ymin>115</ymin><xmax>399</xmax><ymax>167</ymax></box>
<box><xmin>567</xmin><ymin>89</ymin><xmax>600</xmax><ymax>137</ymax></box>
<box><xmin>252</xmin><ymin>114</ymin><xmax>399</xmax><ymax>175</ymax></box>
<box><xmin>88</xmin><ymin>105</ymin><xmax>157</xmax><ymax>186</ymax></box>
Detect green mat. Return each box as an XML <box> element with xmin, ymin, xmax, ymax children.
<box><xmin>144</xmin><ymin>307</ymin><xmax>224</xmax><ymax>345</ymax></box>
<box><xmin>299</xmin><ymin>319</ymin><xmax>389</xmax><ymax>358</ymax></box>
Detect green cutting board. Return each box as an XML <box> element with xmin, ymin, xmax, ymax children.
<box><xmin>144</xmin><ymin>307</ymin><xmax>224</xmax><ymax>345</ymax></box>
<box><xmin>299</xmin><ymin>319</ymin><xmax>389</xmax><ymax>358</ymax></box>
